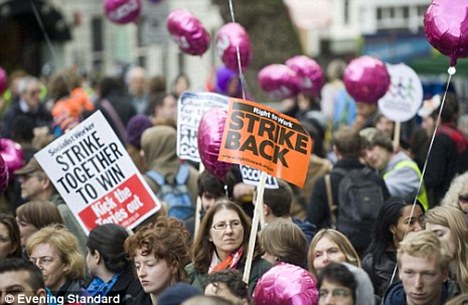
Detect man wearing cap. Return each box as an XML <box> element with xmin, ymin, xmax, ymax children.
<box><xmin>14</xmin><ymin>157</ymin><xmax>87</xmax><ymax>255</ymax></box>
<box><xmin>361</xmin><ymin>128</ymin><xmax>429</xmax><ymax>210</ymax></box>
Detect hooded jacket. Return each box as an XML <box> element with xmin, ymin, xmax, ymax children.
<box><xmin>141</xmin><ymin>126</ymin><xmax>199</xmax><ymax>209</ymax></box>
<box><xmin>383</xmin><ymin>280</ymin><xmax>461</xmax><ymax>305</ymax></box>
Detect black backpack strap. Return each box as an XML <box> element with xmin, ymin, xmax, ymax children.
<box><xmin>325</xmin><ymin>174</ymin><xmax>337</xmax><ymax>226</ymax></box>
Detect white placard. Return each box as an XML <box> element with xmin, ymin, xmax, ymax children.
<box><xmin>378</xmin><ymin>63</ymin><xmax>423</xmax><ymax>122</ymax></box>
<box><xmin>240</xmin><ymin>165</ymin><xmax>278</xmax><ymax>189</ymax></box>
<box><xmin>177</xmin><ymin>91</ymin><xmax>229</xmax><ymax>162</ymax></box>
<box><xmin>35</xmin><ymin>111</ymin><xmax>161</xmax><ymax>234</ymax></box>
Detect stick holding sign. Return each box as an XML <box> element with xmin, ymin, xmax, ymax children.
<box><xmin>194</xmin><ymin>163</ymin><xmax>204</xmax><ymax>237</ymax></box>
<box><xmin>218</xmin><ymin>97</ymin><xmax>312</xmax><ymax>286</ymax></box>
<box><xmin>243</xmin><ymin>170</ymin><xmax>267</xmax><ymax>283</ymax></box>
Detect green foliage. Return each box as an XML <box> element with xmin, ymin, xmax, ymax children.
<box><xmin>212</xmin><ymin>0</ymin><xmax>303</xmax><ymax>102</ymax></box>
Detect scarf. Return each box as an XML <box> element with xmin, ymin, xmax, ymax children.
<box><xmin>209</xmin><ymin>247</ymin><xmax>243</xmax><ymax>273</ymax></box>
<box><xmin>87</xmin><ymin>272</ymin><xmax>121</xmax><ymax>297</ymax></box>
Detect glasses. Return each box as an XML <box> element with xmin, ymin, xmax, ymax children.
<box><xmin>30</xmin><ymin>256</ymin><xmax>57</xmax><ymax>266</ymax></box>
<box><xmin>319</xmin><ymin>288</ymin><xmax>352</xmax><ymax>299</ymax></box>
<box><xmin>212</xmin><ymin>220</ymin><xmax>243</xmax><ymax>231</ymax></box>
<box><xmin>458</xmin><ymin>194</ymin><xmax>468</xmax><ymax>203</ymax></box>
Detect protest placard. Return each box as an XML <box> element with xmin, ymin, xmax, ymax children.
<box><xmin>35</xmin><ymin>111</ymin><xmax>161</xmax><ymax>234</ymax></box>
<box><xmin>177</xmin><ymin>91</ymin><xmax>229</xmax><ymax>162</ymax></box>
<box><xmin>218</xmin><ymin>98</ymin><xmax>312</xmax><ymax>188</ymax></box>
<box><xmin>239</xmin><ymin>165</ymin><xmax>278</xmax><ymax>189</ymax></box>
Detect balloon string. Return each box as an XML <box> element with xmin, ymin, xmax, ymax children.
<box><xmin>388</xmin><ymin>65</ymin><xmax>455</xmax><ymax>287</ymax></box>
<box><xmin>228</xmin><ymin>0</ymin><xmax>247</xmax><ymax>100</ymax></box>
<box><xmin>29</xmin><ymin>0</ymin><xmax>73</xmax><ymax>95</ymax></box>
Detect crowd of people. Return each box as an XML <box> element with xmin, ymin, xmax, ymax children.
<box><xmin>0</xmin><ymin>60</ymin><xmax>468</xmax><ymax>305</ymax></box>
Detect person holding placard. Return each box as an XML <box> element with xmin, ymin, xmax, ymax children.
<box><xmin>185</xmin><ymin>200</ymin><xmax>272</xmax><ymax>296</ymax></box>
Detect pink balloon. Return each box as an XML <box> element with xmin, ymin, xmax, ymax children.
<box><xmin>0</xmin><ymin>139</ymin><xmax>24</xmax><ymax>180</ymax></box>
<box><xmin>167</xmin><ymin>9</ymin><xmax>211</xmax><ymax>56</ymax></box>
<box><xmin>286</xmin><ymin>56</ymin><xmax>324</xmax><ymax>97</ymax></box>
<box><xmin>197</xmin><ymin>108</ymin><xmax>233</xmax><ymax>181</ymax></box>
<box><xmin>343</xmin><ymin>56</ymin><xmax>390</xmax><ymax>104</ymax></box>
<box><xmin>254</xmin><ymin>263</ymin><xmax>319</xmax><ymax>305</ymax></box>
<box><xmin>104</xmin><ymin>0</ymin><xmax>141</xmax><ymax>25</ymax></box>
<box><xmin>216</xmin><ymin>23</ymin><xmax>251</xmax><ymax>72</ymax></box>
<box><xmin>424</xmin><ymin>0</ymin><xmax>468</xmax><ymax>67</ymax></box>
<box><xmin>0</xmin><ymin>154</ymin><xmax>8</xmax><ymax>193</ymax></box>
<box><xmin>0</xmin><ymin>67</ymin><xmax>7</xmax><ymax>96</ymax></box>
<box><xmin>258</xmin><ymin>64</ymin><xmax>301</xmax><ymax>100</ymax></box>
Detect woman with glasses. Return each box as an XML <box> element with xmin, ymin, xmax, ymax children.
<box><xmin>425</xmin><ymin>206</ymin><xmax>468</xmax><ymax>293</ymax></box>
<box><xmin>318</xmin><ymin>263</ymin><xmax>357</xmax><ymax>305</ymax></box>
<box><xmin>442</xmin><ymin>172</ymin><xmax>468</xmax><ymax>213</ymax></box>
<box><xmin>362</xmin><ymin>197</ymin><xmax>425</xmax><ymax>297</ymax></box>
<box><xmin>185</xmin><ymin>200</ymin><xmax>272</xmax><ymax>295</ymax></box>
<box><xmin>26</xmin><ymin>225</ymin><xmax>89</xmax><ymax>304</ymax></box>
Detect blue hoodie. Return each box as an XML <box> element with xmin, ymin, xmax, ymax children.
<box><xmin>383</xmin><ymin>280</ymin><xmax>460</xmax><ymax>305</ymax></box>
<box><xmin>292</xmin><ymin>217</ymin><xmax>316</xmax><ymax>246</ymax></box>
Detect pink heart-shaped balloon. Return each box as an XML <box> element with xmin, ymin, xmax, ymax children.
<box><xmin>343</xmin><ymin>56</ymin><xmax>390</xmax><ymax>104</ymax></box>
<box><xmin>216</xmin><ymin>23</ymin><xmax>251</xmax><ymax>72</ymax></box>
<box><xmin>286</xmin><ymin>55</ymin><xmax>324</xmax><ymax>97</ymax></box>
<box><xmin>0</xmin><ymin>67</ymin><xmax>7</xmax><ymax>96</ymax></box>
<box><xmin>258</xmin><ymin>64</ymin><xmax>301</xmax><ymax>100</ymax></box>
<box><xmin>104</xmin><ymin>0</ymin><xmax>141</xmax><ymax>25</ymax></box>
<box><xmin>167</xmin><ymin>9</ymin><xmax>211</xmax><ymax>56</ymax></box>
<box><xmin>424</xmin><ymin>0</ymin><xmax>468</xmax><ymax>66</ymax></box>
<box><xmin>197</xmin><ymin>108</ymin><xmax>233</xmax><ymax>181</ymax></box>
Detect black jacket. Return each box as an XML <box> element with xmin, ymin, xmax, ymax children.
<box><xmin>362</xmin><ymin>247</ymin><xmax>398</xmax><ymax>297</ymax></box>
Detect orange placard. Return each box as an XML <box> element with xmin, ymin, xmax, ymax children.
<box><xmin>219</xmin><ymin>98</ymin><xmax>312</xmax><ymax>187</ymax></box>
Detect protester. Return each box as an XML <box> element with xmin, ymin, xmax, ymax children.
<box><xmin>424</xmin><ymin>93</ymin><xmax>467</xmax><ymax>205</ymax></box>
<box><xmin>308</xmin><ymin>126</ymin><xmax>389</xmax><ymax>256</ymax></box>
<box><xmin>259</xmin><ymin>218</ymin><xmax>308</xmax><ymax>269</ymax></box>
<box><xmin>317</xmin><ymin>263</ymin><xmax>357</xmax><ymax>305</ymax></box>
<box><xmin>308</xmin><ymin>228</ymin><xmax>360</xmax><ymax>276</ymax></box>
<box><xmin>181</xmin><ymin>295</ymin><xmax>234</xmax><ymax>305</ymax></box>
<box><xmin>184</xmin><ymin>170</ymin><xmax>227</xmax><ymax>238</ymax></box>
<box><xmin>0</xmin><ymin>213</ymin><xmax>21</xmax><ymax>258</ymax></box>
<box><xmin>425</xmin><ymin>206</ymin><xmax>468</xmax><ymax>293</ymax></box>
<box><xmin>320</xmin><ymin>59</ymin><xmax>347</xmax><ymax>122</ymax></box>
<box><xmin>14</xmin><ymin>157</ymin><xmax>87</xmax><ymax>256</ymax></box>
<box><xmin>0</xmin><ymin>258</ymin><xmax>47</xmax><ymax>305</ymax></box>
<box><xmin>141</xmin><ymin>125</ymin><xmax>199</xmax><ymax>221</ymax></box>
<box><xmin>362</xmin><ymin>197</ymin><xmax>425</xmax><ymax>297</ymax></box>
<box><xmin>157</xmin><ymin>282</ymin><xmax>202</xmax><ymax>305</ymax></box>
<box><xmin>308</xmin><ymin>230</ymin><xmax>375</xmax><ymax>305</ymax></box>
<box><xmin>94</xmin><ymin>77</ymin><xmax>136</xmax><ymax>143</ymax></box>
<box><xmin>441</xmin><ymin>172</ymin><xmax>468</xmax><ymax>213</ymax></box>
<box><xmin>27</xmin><ymin>225</ymin><xmax>89</xmax><ymax>304</ymax></box>
<box><xmin>86</xmin><ymin>223</ymin><xmax>146</xmax><ymax>303</ymax></box>
<box><xmin>124</xmin><ymin>216</ymin><xmax>191</xmax><ymax>305</ymax></box>
<box><xmin>204</xmin><ymin>269</ymin><xmax>250</xmax><ymax>305</ymax></box>
<box><xmin>172</xmin><ymin>73</ymin><xmax>190</xmax><ymax>99</ymax></box>
<box><xmin>361</xmin><ymin>127</ymin><xmax>428</xmax><ymax>209</ymax></box>
<box><xmin>126</xmin><ymin>66</ymin><xmax>149</xmax><ymax>115</ymax></box>
<box><xmin>149</xmin><ymin>93</ymin><xmax>178</xmax><ymax>126</ymax></box>
<box><xmin>1</xmin><ymin>76</ymin><xmax>52</xmax><ymax>139</ymax></box>
<box><xmin>125</xmin><ymin>114</ymin><xmax>153</xmax><ymax>173</ymax></box>
<box><xmin>383</xmin><ymin>230</ymin><xmax>460</xmax><ymax>305</ymax></box>
<box><xmin>262</xmin><ymin>179</ymin><xmax>315</xmax><ymax>245</ymax></box>
<box><xmin>185</xmin><ymin>200</ymin><xmax>272</xmax><ymax>295</ymax></box>
<box><xmin>15</xmin><ymin>200</ymin><xmax>63</xmax><ymax>253</ymax></box>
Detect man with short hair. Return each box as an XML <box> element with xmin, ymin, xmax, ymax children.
<box><xmin>0</xmin><ymin>258</ymin><xmax>47</xmax><ymax>305</ymax></box>
<box><xmin>14</xmin><ymin>157</ymin><xmax>87</xmax><ymax>255</ymax></box>
<box><xmin>383</xmin><ymin>230</ymin><xmax>460</xmax><ymax>305</ymax></box>
<box><xmin>263</xmin><ymin>179</ymin><xmax>316</xmax><ymax>245</ymax></box>
<box><xmin>361</xmin><ymin>128</ymin><xmax>428</xmax><ymax>210</ymax></box>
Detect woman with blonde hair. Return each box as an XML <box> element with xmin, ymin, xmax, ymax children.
<box><xmin>308</xmin><ymin>228</ymin><xmax>360</xmax><ymax>275</ymax></box>
<box><xmin>27</xmin><ymin>225</ymin><xmax>88</xmax><ymax>303</ymax></box>
<box><xmin>425</xmin><ymin>206</ymin><xmax>468</xmax><ymax>293</ymax></box>
<box><xmin>441</xmin><ymin>172</ymin><xmax>468</xmax><ymax>213</ymax></box>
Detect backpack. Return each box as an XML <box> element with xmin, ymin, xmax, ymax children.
<box><xmin>325</xmin><ymin>167</ymin><xmax>384</xmax><ymax>254</ymax></box>
<box><xmin>145</xmin><ymin>164</ymin><xmax>195</xmax><ymax>221</ymax></box>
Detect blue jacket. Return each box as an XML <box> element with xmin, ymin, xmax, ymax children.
<box><xmin>383</xmin><ymin>280</ymin><xmax>460</xmax><ymax>305</ymax></box>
